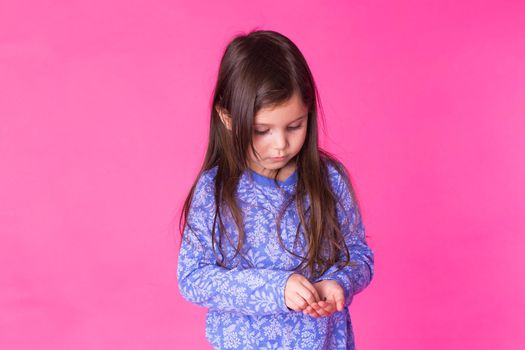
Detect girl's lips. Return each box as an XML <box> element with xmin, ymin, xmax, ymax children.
<box><xmin>270</xmin><ymin>156</ymin><xmax>287</xmax><ymax>161</ymax></box>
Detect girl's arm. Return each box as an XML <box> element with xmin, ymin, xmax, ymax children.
<box><xmin>313</xmin><ymin>165</ymin><xmax>375</xmax><ymax>308</ymax></box>
<box><xmin>176</xmin><ymin>171</ymin><xmax>296</xmax><ymax>316</ymax></box>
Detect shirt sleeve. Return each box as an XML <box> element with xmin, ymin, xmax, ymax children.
<box><xmin>176</xmin><ymin>170</ymin><xmax>295</xmax><ymax>316</ymax></box>
<box><xmin>313</xmin><ymin>165</ymin><xmax>375</xmax><ymax>308</ymax></box>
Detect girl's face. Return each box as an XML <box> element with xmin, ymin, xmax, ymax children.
<box><xmin>247</xmin><ymin>92</ymin><xmax>308</xmax><ymax>177</ymax></box>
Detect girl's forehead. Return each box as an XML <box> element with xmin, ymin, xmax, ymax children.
<box><xmin>253</xmin><ymin>113</ymin><xmax>307</xmax><ymax>126</ymax></box>
<box><xmin>254</xmin><ymin>94</ymin><xmax>308</xmax><ymax>125</ymax></box>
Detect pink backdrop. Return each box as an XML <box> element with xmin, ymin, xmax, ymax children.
<box><xmin>1</xmin><ymin>1</ymin><xmax>524</xmax><ymax>349</ymax></box>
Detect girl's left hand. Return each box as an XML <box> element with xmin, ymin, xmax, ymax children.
<box><xmin>302</xmin><ymin>300</ymin><xmax>336</xmax><ymax>318</ymax></box>
<box><xmin>302</xmin><ymin>280</ymin><xmax>344</xmax><ymax>318</ymax></box>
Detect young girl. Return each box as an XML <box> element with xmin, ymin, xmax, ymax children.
<box><xmin>177</xmin><ymin>29</ymin><xmax>374</xmax><ymax>349</ymax></box>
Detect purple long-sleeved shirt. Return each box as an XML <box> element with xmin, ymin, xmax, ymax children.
<box><xmin>177</xmin><ymin>161</ymin><xmax>374</xmax><ymax>349</ymax></box>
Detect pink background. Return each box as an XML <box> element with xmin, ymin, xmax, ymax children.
<box><xmin>1</xmin><ymin>0</ymin><xmax>524</xmax><ymax>349</ymax></box>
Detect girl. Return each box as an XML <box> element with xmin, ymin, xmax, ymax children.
<box><xmin>177</xmin><ymin>29</ymin><xmax>374</xmax><ymax>349</ymax></box>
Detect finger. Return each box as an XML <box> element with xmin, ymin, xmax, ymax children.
<box><xmin>306</xmin><ymin>301</ymin><xmax>333</xmax><ymax>317</ymax></box>
<box><xmin>315</xmin><ymin>301</ymin><xmax>331</xmax><ymax>315</ymax></box>
<box><xmin>296</xmin><ymin>283</ymin><xmax>319</xmax><ymax>305</ymax></box>
<box><xmin>318</xmin><ymin>300</ymin><xmax>330</xmax><ymax>310</ymax></box>
<box><xmin>304</xmin><ymin>307</ymin><xmax>321</xmax><ymax>318</ymax></box>
<box><xmin>303</xmin><ymin>303</ymin><xmax>323</xmax><ymax>318</ymax></box>
<box><xmin>286</xmin><ymin>299</ymin><xmax>300</xmax><ymax>312</ymax></box>
<box><xmin>292</xmin><ymin>292</ymin><xmax>309</xmax><ymax>310</ymax></box>
<box><xmin>299</xmin><ymin>280</ymin><xmax>321</xmax><ymax>303</ymax></box>
<box><xmin>310</xmin><ymin>302</ymin><xmax>329</xmax><ymax>317</ymax></box>
<box><xmin>318</xmin><ymin>301</ymin><xmax>336</xmax><ymax>315</ymax></box>
<box><xmin>302</xmin><ymin>306</ymin><xmax>312</xmax><ymax>315</ymax></box>
<box><xmin>334</xmin><ymin>293</ymin><xmax>345</xmax><ymax>312</ymax></box>
<box><xmin>303</xmin><ymin>305</ymin><xmax>313</xmax><ymax>313</ymax></box>
<box><xmin>302</xmin><ymin>307</ymin><xmax>314</xmax><ymax>317</ymax></box>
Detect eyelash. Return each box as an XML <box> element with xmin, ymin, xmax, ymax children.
<box><xmin>254</xmin><ymin>124</ymin><xmax>302</xmax><ymax>135</ymax></box>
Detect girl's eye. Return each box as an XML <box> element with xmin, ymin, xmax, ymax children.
<box><xmin>254</xmin><ymin>129</ymin><xmax>269</xmax><ymax>135</ymax></box>
<box><xmin>253</xmin><ymin>124</ymin><xmax>303</xmax><ymax>135</ymax></box>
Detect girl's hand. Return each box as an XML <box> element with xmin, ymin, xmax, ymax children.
<box><xmin>284</xmin><ymin>273</ymin><xmax>321</xmax><ymax>312</ymax></box>
<box><xmin>302</xmin><ymin>279</ymin><xmax>345</xmax><ymax>318</ymax></box>
<box><xmin>302</xmin><ymin>300</ymin><xmax>337</xmax><ymax>318</ymax></box>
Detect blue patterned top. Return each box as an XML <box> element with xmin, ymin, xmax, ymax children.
<box><xmin>177</xmin><ymin>161</ymin><xmax>374</xmax><ymax>349</ymax></box>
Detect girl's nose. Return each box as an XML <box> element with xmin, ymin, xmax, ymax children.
<box><xmin>273</xmin><ymin>131</ymin><xmax>287</xmax><ymax>150</ymax></box>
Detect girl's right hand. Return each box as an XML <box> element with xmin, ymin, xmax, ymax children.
<box><xmin>284</xmin><ymin>273</ymin><xmax>321</xmax><ymax>312</ymax></box>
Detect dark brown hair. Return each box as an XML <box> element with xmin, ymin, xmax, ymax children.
<box><xmin>179</xmin><ymin>29</ymin><xmax>358</xmax><ymax>279</ymax></box>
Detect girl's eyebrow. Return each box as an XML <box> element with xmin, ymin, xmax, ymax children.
<box><xmin>254</xmin><ymin>114</ymin><xmax>307</xmax><ymax>126</ymax></box>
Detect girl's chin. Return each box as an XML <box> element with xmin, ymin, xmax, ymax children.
<box><xmin>264</xmin><ymin>159</ymin><xmax>289</xmax><ymax>168</ymax></box>
<box><xmin>249</xmin><ymin>156</ymin><xmax>295</xmax><ymax>172</ymax></box>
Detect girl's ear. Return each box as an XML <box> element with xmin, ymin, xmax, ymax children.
<box><xmin>215</xmin><ymin>106</ymin><xmax>232</xmax><ymax>131</ymax></box>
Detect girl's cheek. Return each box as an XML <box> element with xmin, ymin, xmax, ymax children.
<box><xmin>247</xmin><ymin>142</ymin><xmax>264</xmax><ymax>160</ymax></box>
<box><xmin>251</xmin><ymin>139</ymin><xmax>265</xmax><ymax>151</ymax></box>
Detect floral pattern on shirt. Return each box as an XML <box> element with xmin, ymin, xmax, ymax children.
<box><xmin>177</xmin><ymin>161</ymin><xmax>374</xmax><ymax>349</ymax></box>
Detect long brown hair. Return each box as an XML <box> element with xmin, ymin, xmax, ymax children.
<box><xmin>179</xmin><ymin>29</ymin><xmax>359</xmax><ymax>279</ymax></box>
